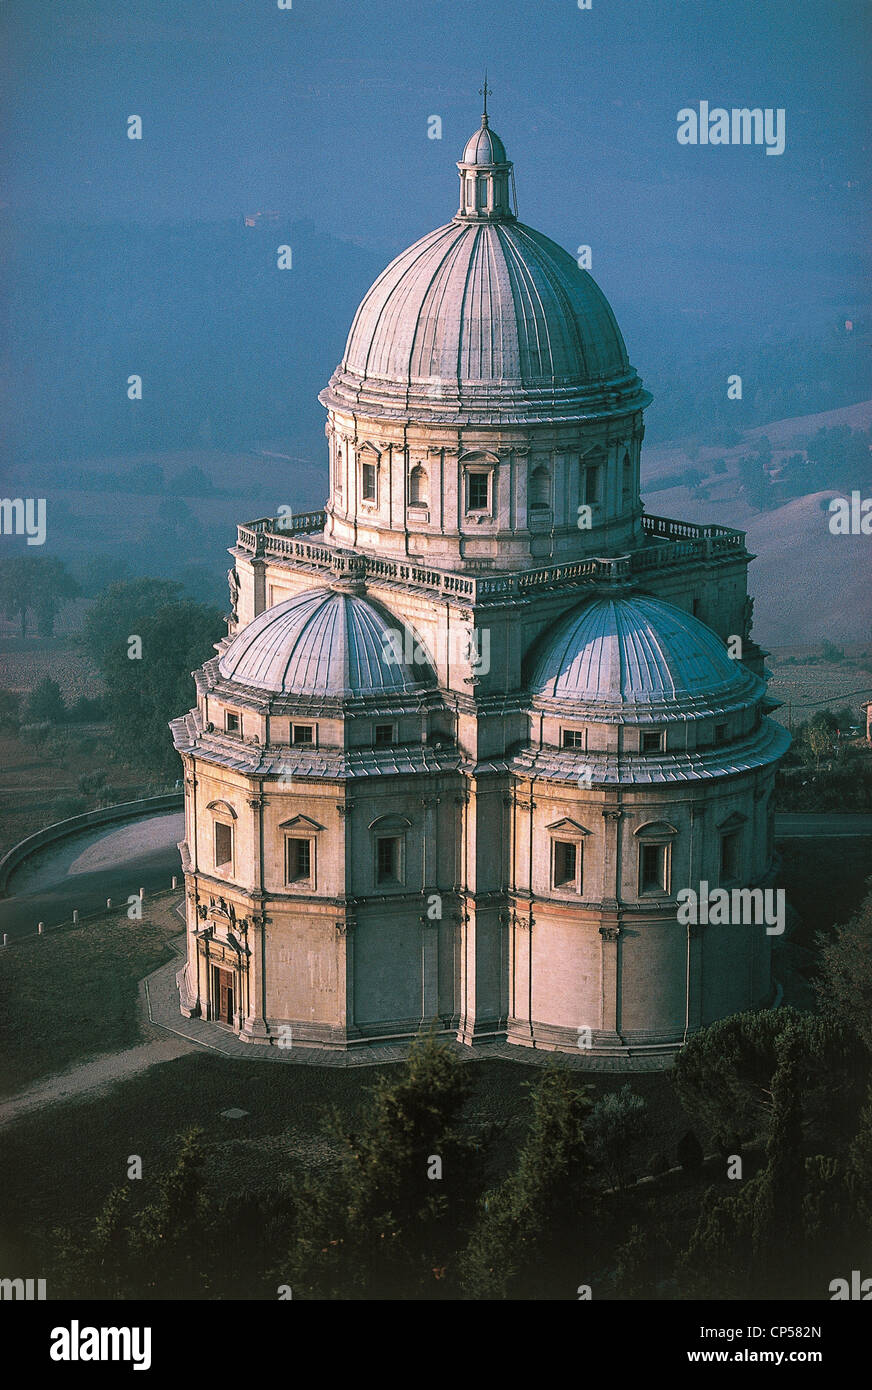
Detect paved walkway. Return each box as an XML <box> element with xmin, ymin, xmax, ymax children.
<box><xmin>0</xmin><ymin>1031</ymin><xmax>195</xmax><ymax>1127</ymax></box>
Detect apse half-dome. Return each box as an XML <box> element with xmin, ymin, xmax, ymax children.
<box><xmin>527</xmin><ymin>596</ymin><xmax>761</xmax><ymax>714</ymax></box>
<box><xmin>217</xmin><ymin>587</ymin><xmax>433</xmax><ymax>697</ymax></box>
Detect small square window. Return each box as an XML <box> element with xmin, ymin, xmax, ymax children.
<box><xmin>641</xmin><ymin>729</ymin><xmax>665</xmax><ymax>754</ymax></box>
<box><xmin>374</xmin><ymin>724</ymin><xmax>395</xmax><ymax>747</ymax></box>
<box><xmin>466</xmin><ymin>471</ymin><xmax>489</xmax><ymax>511</ymax></box>
<box><xmin>640</xmin><ymin>842</ymin><xmax>668</xmax><ymax>894</ymax></box>
<box><xmin>553</xmin><ymin>839</ymin><xmax>581</xmax><ymax>891</ymax></box>
<box><xmin>562</xmin><ymin>729</ymin><xmax>585</xmax><ymax>749</ymax></box>
<box><xmin>286</xmin><ymin>837</ymin><xmax>312</xmax><ymax>885</ymax></box>
<box><xmin>225</xmin><ymin>711</ymin><xmax>241</xmax><ymax>734</ymax></box>
<box><xmin>362</xmin><ymin>461</ymin><xmax>377</xmax><ymax>502</ymax></box>
<box><xmin>292</xmin><ymin>724</ymin><xmax>314</xmax><ymax>746</ymax></box>
<box><xmin>714</xmin><ymin>723</ymin><xmax>728</xmax><ymax>744</ymax></box>
<box><xmin>214</xmin><ymin>821</ymin><xmax>233</xmax><ymax>869</ymax></box>
<box><xmin>376</xmin><ymin>836</ymin><xmax>401</xmax><ymax>884</ymax></box>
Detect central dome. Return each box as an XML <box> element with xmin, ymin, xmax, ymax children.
<box><xmin>320</xmin><ymin>117</ymin><xmax>649</xmax><ymax>426</ymax></box>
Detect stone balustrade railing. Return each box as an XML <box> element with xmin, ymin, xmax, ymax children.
<box><xmin>234</xmin><ymin>510</ymin><xmax>747</xmax><ymax>604</ymax></box>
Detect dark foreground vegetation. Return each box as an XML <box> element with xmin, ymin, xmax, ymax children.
<box><xmin>5</xmin><ymin>874</ymin><xmax>867</xmax><ymax>1301</ymax></box>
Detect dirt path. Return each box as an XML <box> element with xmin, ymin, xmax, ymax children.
<box><xmin>0</xmin><ymin>1033</ymin><xmax>196</xmax><ymax>1127</ymax></box>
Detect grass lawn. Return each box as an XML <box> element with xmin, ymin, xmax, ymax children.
<box><xmin>0</xmin><ymin>897</ymin><xmax>180</xmax><ymax>1098</ymax></box>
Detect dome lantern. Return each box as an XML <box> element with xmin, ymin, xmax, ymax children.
<box><xmin>456</xmin><ymin>78</ymin><xmax>515</xmax><ymax>221</ymax></box>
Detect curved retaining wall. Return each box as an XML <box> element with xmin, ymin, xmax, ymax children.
<box><xmin>0</xmin><ymin>793</ymin><xmax>184</xmax><ymax>898</ymax></box>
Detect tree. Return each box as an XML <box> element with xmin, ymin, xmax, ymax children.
<box><xmin>133</xmin><ymin>1128</ymin><xmax>212</xmax><ymax>1298</ymax></box>
<box><xmin>821</xmin><ymin>640</ymin><xmax>845</xmax><ymax>665</ymax></box>
<box><xmin>0</xmin><ymin>689</ymin><xmax>20</xmax><ymax>732</ymax></box>
<box><xmin>283</xmin><ymin>1034</ymin><xmax>484</xmax><ymax>1300</ymax></box>
<box><xmin>673</xmin><ymin>1008</ymin><xmax>864</xmax><ymax>1154</ymax></box>
<box><xmin>0</xmin><ymin>555</ymin><xmax>79</xmax><ymax>637</ymax></box>
<box><xmin>808</xmin><ymin>723</ymin><xmax>835</xmax><ymax>771</ymax></box>
<box><xmin>676</xmin><ymin>1130</ymin><xmax>704</xmax><ymax>1173</ymax></box>
<box><xmin>460</xmin><ymin>1065</ymin><xmax>593</xmax><ymax>1299</ymax></box>
<box><xmin>80</xmin><ymin>578</ymin><xmax>183</xmax><ymax>670</ymax></box>
<box><xmin>25</xmin><ymin>676</ymin><xmax>66</xmax><ymax>723</ymax></box>
<box><xmin>585</xmin><ymin>1084</ymin><xmax>650</xmax><ymax>1189</ymax></box>
<box><xmin>81</xmin><ymin>579</ymin><xmax>224</xmax><ymax>774</ymax></box>
<box><xmin>815</xmin><ymin>885</ymin><xmax>872</xmax><ymax>1053</ymax></box>
<box><xmin>680</xmin><ymin>1025</ymin><xmax>809</xmax><ymax>1298</ymax></box>
<box><xmin>51</xmin><ymin>1130</ymin><xmax>213</xmax><ymax>1300</ymax></box>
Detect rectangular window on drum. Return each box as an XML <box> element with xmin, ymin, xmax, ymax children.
<box><xmin>376</xmin><ymin>836</ymin><xmax>400</xmax><ymax>884</ymax></box>
<box><xmin>286</xmin><ymin>837</ymin><xmax>312</xmax><ymax>885</ymax></box>
<box><xmin>467</xmin><ymin>472</ymin><xmax>489</xmax><ymax>511</ymax></box>
<box><xmin>553</xmin><ymin>839</ymin><xmax>580</xmax><ymax>890</ymax></box>
<box><xmin>214</xmin><ymin>822</ymin><xmax>233</xmax><ymax>869</ymax></box>
<box><xmin>640</xmin><ymin>843</ymin><xmax>668</xmax><ymax>893</ymax></box>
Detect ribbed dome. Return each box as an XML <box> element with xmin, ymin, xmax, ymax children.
<box><xmin>218</xmin><ymin>588</ymin><xmax>433</xmax><ymax>697</ymax></box>
<box><xmin>321</xmin><ymin>219</ymin><xmax>647</xmax><ymax>424</ymax></box>
<box><xmin>528</xmin><ymin>597</ymin><xmax>759</xmax><ymax>713</ymax></box>
<box><xmin>462</xmin><ymin>121</ymin><xmax>507</xmax><ymax>165</ymax></box>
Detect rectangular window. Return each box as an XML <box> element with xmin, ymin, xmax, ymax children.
<box><xmin>292</xmin><ymin>724</ymin><xmax>314</xmax><ymax>746</ymax></box>
<box><xmin>362</xmin><ymin>461</ymin><xmax>377</xmax><ymax>502</ymax></box>
<box><xmin>584</xmin><ymin>466</ymin><xmax>600</xmax><ymax>505</ymax></box>
<box><xmin>714</xmin><ymin>723</ymin><xmax>727</xmax><ymax>744</ymax></box>
<box><xmin>225</xmin><ymin>711</ymin><xmax>240</xmax><ymax>734</ymax></box>
<box><xmin>467</xmin><ymin>471</ymin><xmax>489</xmax><ymax>511</ymax></box>
<box><xmin>640</xmin><ymin>842</ymin><xmax>668</xmax><ymax>893</ymax></box>
<box><xmin>553</xmin><ymin>839</ymin><xmax>581</xmax><ymax>891</ymax></box>
<box><xmin>641</xmin><ymin>729</ymin><xmax>665</xmax><ymax>754</ymax></box>
<box><xmin>376</xmin><ymin>836</ymin><xmax>401</xmax><ymax>884</ymax></box>
<box><xmin>286</xmin><ymin>837</ymin><xmax>312</xmax><ymax>885</ymax></box>
<box><xmin>720</xmin><ymin>830</ymin><xmax>741</xmax><ymax>882</ymax></box>
<box><xmin>562</xmin><ymin>728</ymin><xmax>585</xmax><ymax>749</ymax></box>
<box><xmin>214</xmin><ymin>821</ymin><xmax>233</xmax><ymax>869</ymax></box>
<box><xmin>374</xmin><ymin>723</ymin><xmax>395</xmax><ymax>747</ymax></box>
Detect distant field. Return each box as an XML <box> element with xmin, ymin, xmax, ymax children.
<box><xmin>0</xmin><ymin>633</ymin><xmax>101</xmax><ymax>698</ymax></box>
<box><xmin>766</xmin><ymin>648</ymin><xmax>872</xmax><ymax>729</ymax></box>
<box><xmin>0</xmin><ymin>638</ymin><xmax>163</xmax><ymax>852</ymax></box>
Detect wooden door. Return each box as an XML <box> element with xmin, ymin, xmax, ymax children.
<box><xmin>212</xmin><ymin>966</ymin><xmax>235</xmax><ymax>1024</ymax></box>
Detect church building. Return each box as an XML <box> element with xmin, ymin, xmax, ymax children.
<box><xmin>171</xmin><ymin>102</ymin><xmax>789</xmax><ymax>1064</ymax></box>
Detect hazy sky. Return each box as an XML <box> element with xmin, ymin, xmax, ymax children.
<box><xmin>2</xmin><ymin>0</ymin><xmax>869</xmax><ymax>326</ymax></box>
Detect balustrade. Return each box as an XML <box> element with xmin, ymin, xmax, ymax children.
<box><xmin>233</xmin><ymin>511</ymin><xmax>747</xmax><ymax>605</ymax></box>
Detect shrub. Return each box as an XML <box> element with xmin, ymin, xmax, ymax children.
<box><xmin>20</xmin><ymin>721</ymin><xmax>51</xmax><ymax>747</ymax></box>
<box><xmin>677</xmin><ymin>1130</ymin><xmax>705</xmax><ymax>1172</ymax></box>
<box><xmin>25</xmin><ymin>677</ymin><xmax>67</xmax><ymax>724</ymax></box>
